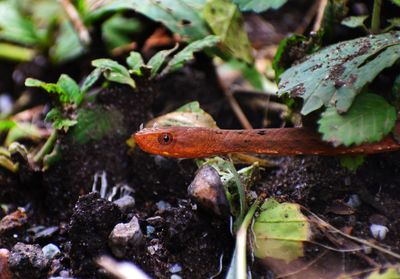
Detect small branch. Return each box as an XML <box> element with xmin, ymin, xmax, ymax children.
<box><xmin>33</xmin><ymin>130</ymin><xmax>58</xmax><ymax>164</ymax></box>
<box><xmin>295</xmin><ymin>0</ymin><xmax>320</xmax><ymax>34</ymax></box>
<box><xmin>59</xmin><ymin>0</ymin><xmax>91</xmax><ymax>45</ymax></box>
<box><xmin>312</xmin><ymin>0</ymin><xmax>328</xmax><ymax>32</ymax></box>
<box><xmin>371</xmin><ymin>0</ymin><xmax>382</xmax><ymax>34</ymax></box>
<box><xmin>224</xmin><ymin>90</ymin><xmax>253</xmax><ymax>129</ymax></box>
<box><xmin>216</xmin><ymin>72</ymin><xmax>253</xmax><ymax>129</ymax></box>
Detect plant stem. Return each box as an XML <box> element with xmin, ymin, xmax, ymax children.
<box><xmin>0</xmin><ymin>43</ymin><xmax>35</xmax><ymax>62</ymax></box>
<box><xmin>371</xmin><ymin>0</ymin><xmax>382</xmax><ymax>34</ymax></box>
<box><xmin>235</xmin><ymin>196</ymin><xmax>264</xmax><ymax>279</ymax></box>
<box><xmin>228</xmin><ymin>161</ymin><xmax>247</xmax><ymax>232</ymax></box>
<box><xmin>33</xmin><ymin>130</ymin><xmax>57</xmax><ymax>164</ymax></box>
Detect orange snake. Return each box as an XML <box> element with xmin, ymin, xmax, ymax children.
<box><xmin>134</xmin><ymin>124</ymin><xmax>400</xmax><ymax>158</ymax></box>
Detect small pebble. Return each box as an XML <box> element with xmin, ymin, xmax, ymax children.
<box><xmin>42</xmin><ymin>244</ymin><xmax>61</xmax><ymax>260</ymax></box>
<box><xmin>33</xmin><ymin>226</ymin><xmax>59</xmax><ymax>240</ymax></box>
<box><xmin>156</xmin><ymin>201</ymin><xmax>171</xmax><ymax>212</ymax></box>
<box><xmin>370</xmin><ymin>224</ymin><xmax>389</xmax><ymax>240</ymax></box>
<box><xmin>169</xmin><ymin>263</ymin><xmax>182</xmax><ymax>273</ymax></box>
<box><xmin>147</xmin><ymin>244</ymin><xmax>160</xmax><ymax>255</ymax></box>
<box><xmin>146</xmin><ymin>216</ymin><xmax>163</xmax><ymax>226</ymax></box>
<box><xmin>113</xmin><ymin>195</ymin><xmax>135</xmax><ymax>213</ymax></box>
<box><xmin>146</xmin><ymin>225</ymin><xmax>155</xmax><ymax>236</ymax></box>
<box><xmin>345</xmin><ymin>194</ymin><xmax>361</xmax><ymax>208</ymax></box>
<box><xmin>8</xmin><ymin>242</ymin><xmax>49</xmax><ymax>278</ymax></box>
<box><xmin>108</xmin><ymin>216</ymin><xmax>144</xmax><ymax>258</ymax></box>
<box><xmin>171</xmin><ymin>275</ymin><xmax>182</xmax><ymax>279</ymax></box>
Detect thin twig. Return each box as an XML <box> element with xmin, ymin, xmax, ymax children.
<box><xmin>295</xmin><ymin>0</ymin><xmax>321</xmax><ymax>34</ymax></box>
<box><xmin>224</xmin><ymin>90</ymin><xmax>253</xmax><ymax>129</ymax></box>
<box><xmin>216</xmin><ymin>69</ymin><xmax>253</xmax><ymax>129</ymax></box>
<box><xmin>312</xmin><ymin>0</ymin><xmax>328</xmax><ymax>32</ymax></box>
<box><xmin>59</xmin><ymin>0</ymin><xmax>91</xmax><ymax>45</ymax></box>
<box><xmin>307</xmin><ymin>209</ymin><xmax>400</xmax><ymax>260</ymax></box>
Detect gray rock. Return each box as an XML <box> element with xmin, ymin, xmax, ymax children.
<box><xmin>109</xmin><ymin>216</ymin><xmax>144</xmax><ymax>258</ymax></box>
<box><xmin>113</xmin><ymin>195</ymin><xmax>135</xmax><ymax>213</ymax></box>
<box><xmin>8</xmin><ymin>242</ymin><xmax>49</xmax><ymax>279</ymax></box>
<box><xmin>188</xmin><ymin>165</ymin><xmax>229</xmax><ymax>216</ymax></box>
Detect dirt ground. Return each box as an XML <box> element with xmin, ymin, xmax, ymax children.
<box><xmin>1</xmin><ymin>1</ymin><xmax>400</xmax><ymax>278</ymax></box>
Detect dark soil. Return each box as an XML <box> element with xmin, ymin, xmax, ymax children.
<box><xmin>1</xmin><ymin>1</ymin><xmax>400</xmax><ymax>279</ymax></box>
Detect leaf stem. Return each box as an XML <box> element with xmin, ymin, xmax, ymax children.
<box><xmin>228</xmin><ymin>161</ymin><xmax>247</xmax><ymax>232</ymax></box>
<box><xmin>34</xmin><ymin>130</ymin><xmax>58</xmax><ymax>164</ymax></box>
<box><xmin>371</xmin><ymin>0</ymin><xmax>382</xmax><ymax>34</ymax></box>
<box><xmin>0</xmin><ymin>43</ymin><xmax>35</xmax><ymax>62</ymax></box>
<box><xmin>227</xmin><ymin>195</ymin><xmax>264</xmax><ymax>279</ymax></box>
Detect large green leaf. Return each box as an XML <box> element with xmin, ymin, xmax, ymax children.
<box><xmin>252</xmin><ymin>199</ymin><xmax>311</xmax><ymax>262</ymax></box>
<box><xmin>0</xmin><ymin>2</ymin><xmax>40</xmax><ymax>45</ymax></box>
<box><xmin>71</xmin><ymin>107</ymin><xmax>124</xmax><ymax>144</ymax></box>
<box><xmin>147</xmin><ymin>45</ymin><xmax>178</xmax><ymax>79</ymax></box>
<box><xmin>367</xmin><ymin>267</ymin><xmax>400</xmax><ymax>279</ymax></box>
<box><xmin>203</xmin><ymin>0</ymin><xmax>253</xmax><ymax>63</ymax></box>
<box><xmin>162</xmin><ymin>35</ymin><xmax>220</xmax><ymax>74</ymax></box>
<box><xmin>318</xmin><ymin>93</ymin><xmax>397</xmax><ymax>146</ymax></box>
<box><xmin>392</xmin><ymin>0</ymin><xmax>400</xmax><ymax>7</ymax></box>
<box><xmin>87</xmin><ymin>0</ymin><xmax>209</xmax><ymax>41</ymax></box>
<box><xmin>233</xmin><ymin>0</ymin><xmax>287</xmax><ymax>12</ymax></box>
<box><xmin>50</xmin><ymin>21</ymin><xmax>85</xmax><ymax>63</ymax></box>
<box><xmin>102</xmin><ymin>14</ymin><xmax>142</xmax><ymax>51</ymax></box>
<box><xmin>278</xmin><ymin>32</ymin><xmax>400</xmax><ymax>115</ymax></box>
<box><xmin>25</xmin><ymin>74</ymin><xmax>84</xmax><ymax>106</ymax></box>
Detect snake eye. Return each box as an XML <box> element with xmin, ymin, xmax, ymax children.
<box><xmin>158</xmin><ymin>133</ymin><xmax>173</xmax><ymax>145</ymax></box>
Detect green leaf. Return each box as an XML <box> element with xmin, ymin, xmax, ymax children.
<box><xmin>45</xmin><ymin>108</ymin><xmax>77</xmax><ymax>131</ymax></box>
<box><xmin>92</xmin><ymin>58</ymin><xmax>136</xmax><ymax>88</ymax></box>
<box><xmin>126</xmin><ymin>51</ymin><xmax>144</xmax><ymax>75</ymax></box>
<box><xmin>203</xmin><ymin>0</ymin><xmax>253</xmax><ymax>63</ymax></box>
<box><xmin>252</xmin><ymin>198</ymin><xmax>311</xmax><ymax>262</ymax></box>
<box><xmin>102</xmin><ymin>14</ymin><xmax>142</xmax><ymax>51</ymax></box>
<box><xmin>87</xmin><ymin>0</ymin><xmax>209</xmax><ymax>41</ymax></box>
<box><xmin>71</xmin><ymin>107</ymin><xmax>125</xmax><ymax>144</ymax></box>
<box><xmin>387</xmin><ymin>18</ymin><xmax>400</xmax><ymax>29</ymax></box>
<box><xmin>5</xmin><ymin>123</ymin><xmax>42</xmax><ymax>146</ymax></box>
<box><xmin>341</xmin><ymin>15</ymin><xmax>368</xmax><ymax>28</ymax></box>
<box><xmin>0</xmin><ymin>155</ymin><xmax>19</xmax><ymax>173</ymax></box>
<box><xmin>0</xmin><ymin>2</ymin><xmax>40</xmax><ymax>45</ymax></box>
<box><xmin>0</xmin><ymin>120</ymin><xmax>16</xmax><ymax>133</ymax></box>
<box><xmin>391</xmin><ymin>0</ymin><xmax>400</xmax><ymax>7</ymax></box>
<box><xmin>340</xmin><ymin>155</ymin><xmax>365</xmax><ymax>172</ymax></box>
<box><xmin>162</xmin><ymin>35</ymin><xmax>220</xmax><ymax>74</ymax></box>
<box><xmin>57</xmin><ymin>74</ymin><xmax>84</xmax><ymax>106</ymax></box>
<box><xmin>318</xmin><ymin>93</ymin><xmax>397</xmax><ymax>146</ymax></box>
<box><xmin>367</xmin><ymin>267</ymin><xmax>400</xmax><ymax>279</ymax></box>
<box><xmin>26</xmin><ymin>75</ymin><xmax>84</xmax><ymax>106</ymax></box>
<box><xmin>81</xmin><ymin>68</ymin><xmax>102</xmax><ymax>93</ymax></box>
<box><xmin>278</xmin><ymin>32</ymin><xmax>400</xmax><ymax>115</ymax></box>
<box><xmin>233</xmin><ymin>0</ymin><xmax>287</xmax><ymax>12</ymax></box>
<box><xmin>25</xmin><ymin>78</ymin><xmax>61</xmax><ymax>94</ymax></box>
<box><xmin>50</xmin><ymin>21</ymin><xmax>85</xmax><ymax>63</ymax></box>
<box><xmin>147</xmin><ymin>45</ymin><xmax>179</xmax><ymax>79</ymax></box>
